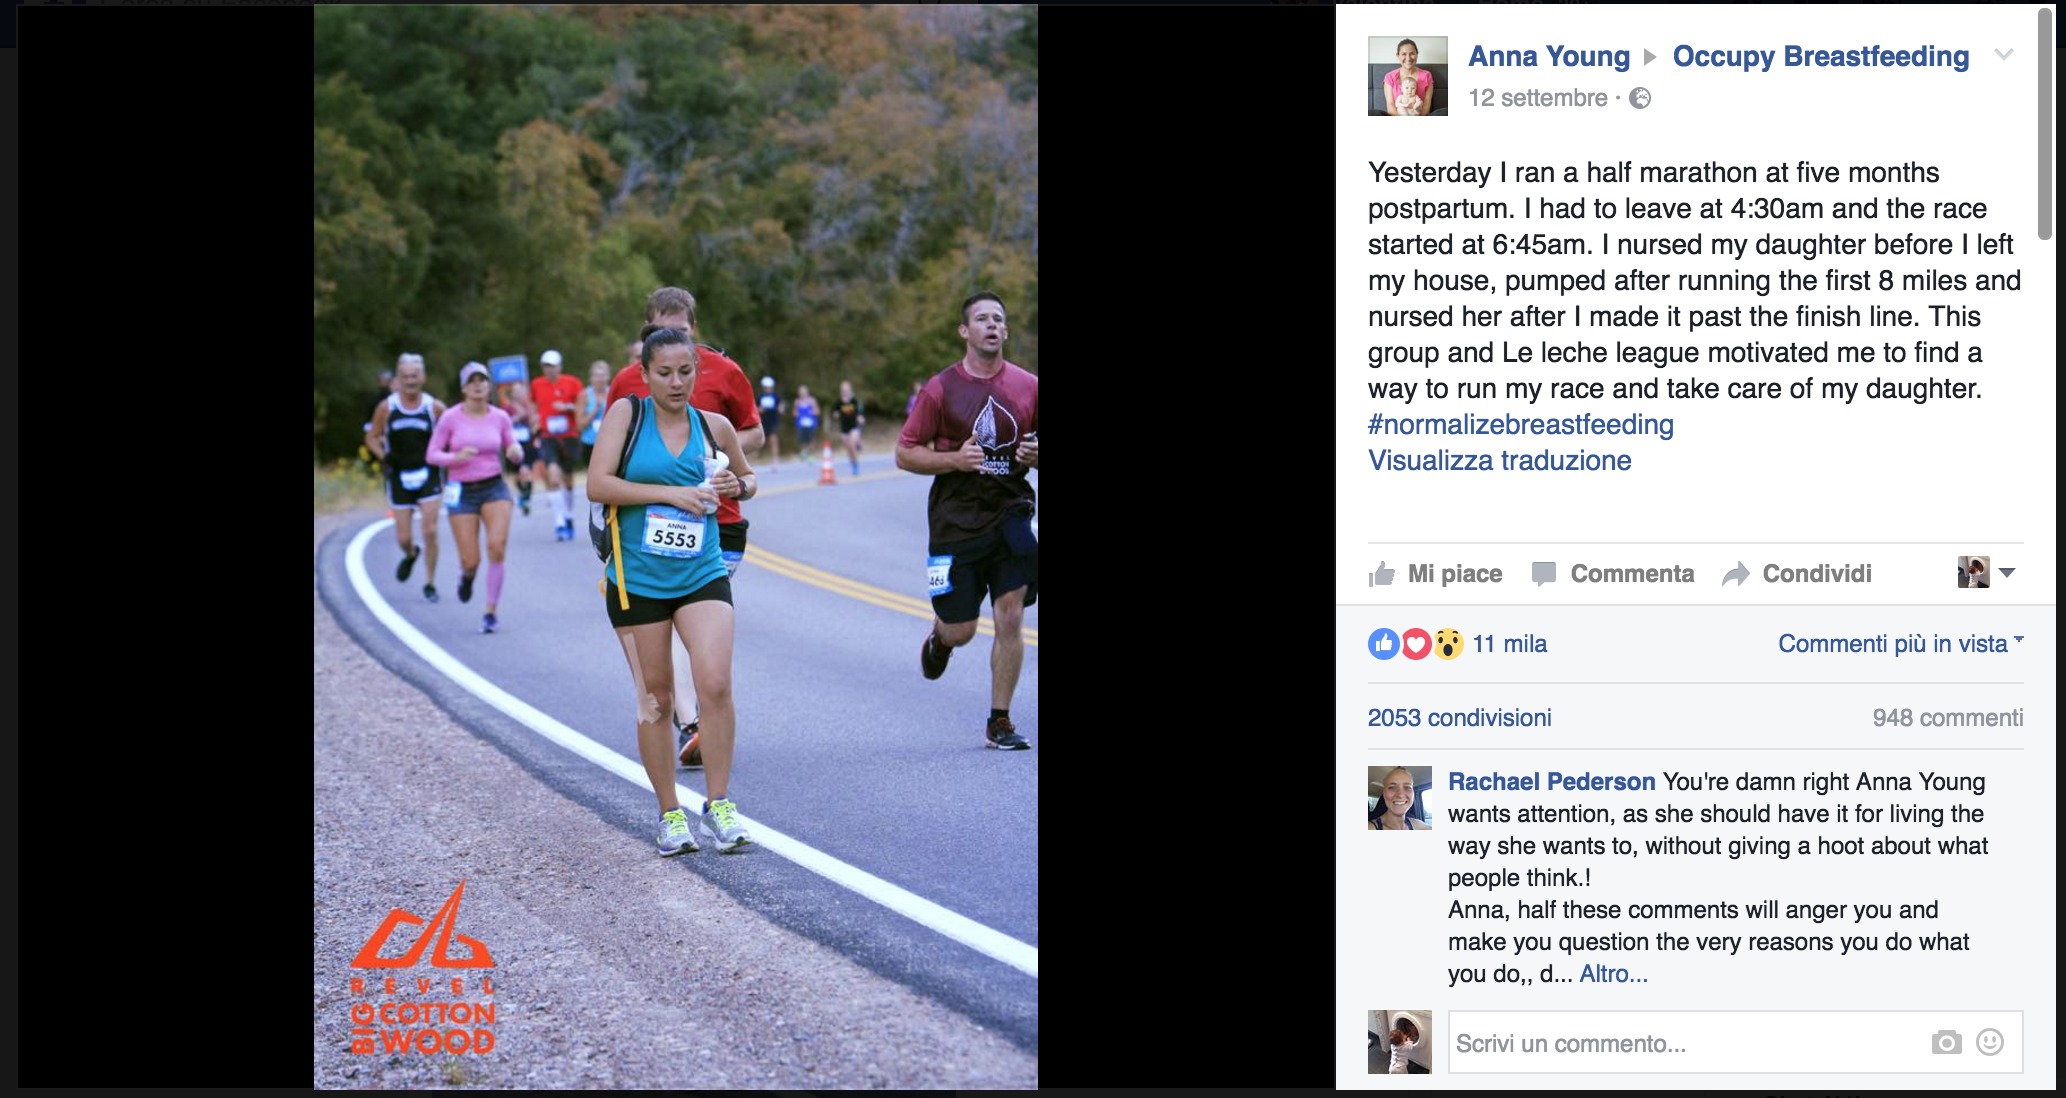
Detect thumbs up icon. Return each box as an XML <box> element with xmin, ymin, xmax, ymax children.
<box><xmin>1371</xmin><ymin>561</ymin><xmax>1396</xmax><ymax>586</ymax></box>
<box><xmin>1368</xmin><ymin>627</ymin><xmax>1402</xmax><ymax>660</ymax></box>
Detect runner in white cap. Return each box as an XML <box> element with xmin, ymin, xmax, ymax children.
<box><xmin>427</xmin><ymin>362</ymin><xmax>526</xmax><ymax>634</ymax></box>
<box><xmin>755</xmin><ymin>375</ymin><xmax>783</xmax><ymax>470</ymax></box>
<box><xmin>529</xmin><ymin>349</ymin><xmax>585</xmax><ymax>541</ymax></box>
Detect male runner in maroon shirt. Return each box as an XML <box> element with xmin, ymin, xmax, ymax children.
<box><xmin>897</xmin><ymin>291</ymin><xmax>1040</xmax><ymax>750</ymax></box>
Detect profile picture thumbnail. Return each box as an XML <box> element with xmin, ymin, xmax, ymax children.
<box><xmin>1369</xmin><ymin>36</ymin><xmax>1448</xmax><ymax>117</ymax></box>
<box><xmin>1369</xmin><ymin>1010</ymin><xmax>1434</xmax><ymax>1074</ymax></box>
<box><xmin>1368</xmin><ymin>765</ymin><xmax>1433</xmax><ymax>831</ymax></box>
<box><xmin>1959</xmin><ymin>554</ymin><xmax>1990</xmax><ymax>589</ymax></box>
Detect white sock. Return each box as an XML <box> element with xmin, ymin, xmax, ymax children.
<box><xmin>550</xmin><ymin>491</ymin><xmax>567</xmax><ymax>525</ymax></box>
<box><xmin>562</xmin><ymin>487</ymin><xmax>575</xmax><ymax>517</ymax></box>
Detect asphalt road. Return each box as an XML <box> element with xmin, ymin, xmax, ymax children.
<box><xmin>317</xmin><ymin>450</ymin><xmax>1038</xmax><ymax>1048</ymax></box>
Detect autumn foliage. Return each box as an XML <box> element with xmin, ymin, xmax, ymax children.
<box><xmin>314</xmin><ymin>4</ymin><xmax>1036</xmax><ymax>458</ymax></box>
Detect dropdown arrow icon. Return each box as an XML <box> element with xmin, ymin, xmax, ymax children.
<box><xmin>1999</xmin><ymin>567</ymin><xmax>2015</xmax><ymax>576</ymax></box>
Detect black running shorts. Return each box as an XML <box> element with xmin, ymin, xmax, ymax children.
<box><xmin>927</xmin><ymin>530</ymin><xmax>1037</xmax><ymax>625</ymax></box>
<box><xmin>385</xmin><ymin>465</ymin><xmax>443</xmax><ymax>507</ymax></box>
<box><xmin>605</xmin><ymin>576</ymin><xmax>734</xmax><ymax>628</ymax></box>
<box><xmin>537</xmin><ymin>436</ymin><xmax>579</xmax><ymax>471</ymax></box>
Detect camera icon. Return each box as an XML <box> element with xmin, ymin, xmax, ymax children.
<box><xmin>1931</xmin><ymin>1029</ymin><xmax>1962</xmax><ymax>1055</ymax></box>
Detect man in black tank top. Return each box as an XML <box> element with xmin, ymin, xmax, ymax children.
<box><xmin>365</xmin><ymin>353</ymin><xmax>447</xmax><ymax>602</ymax></box>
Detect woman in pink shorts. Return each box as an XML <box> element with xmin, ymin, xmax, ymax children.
<box><xmin>426</xmin><ymin>362</ymin><xmax>526</xmax><ymax>634</ymax></box>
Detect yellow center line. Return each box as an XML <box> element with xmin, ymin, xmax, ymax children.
<box><xmin>748</xmin><ymin>545</ymin><xmax>1037</xmax><ymax>646</ymax></box>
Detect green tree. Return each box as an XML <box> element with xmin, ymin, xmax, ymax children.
<box><xmin>481</xmin><ymin>120</ymin><xmax>615</xmax><ymax>363</ymax></box>
<box><xmin>314</xmin><ymin>4</ymin><xmax>1035</xmax><ymax>459</ymax></box>
<box><xmin>314</xmin><ymin>124</ymin><xmax>431</xmax><ymax>455</ymax></box>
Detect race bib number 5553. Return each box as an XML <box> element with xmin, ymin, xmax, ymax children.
<box><xmin>641</xmin><ymin>506</ymin><xmax>706</xmax><ymax>558</ymax></box>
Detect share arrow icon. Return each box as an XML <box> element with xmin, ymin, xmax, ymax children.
<box><xmin>1722</xmin><ymin>561</ymin><xmax>1750</xmax><ymax>586</ymax></box>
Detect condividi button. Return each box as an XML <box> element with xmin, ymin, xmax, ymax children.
<box><xmin>1762</xmin><ymin>561</ymin><xmax>1873</xmax><ymax>584</ymax></box>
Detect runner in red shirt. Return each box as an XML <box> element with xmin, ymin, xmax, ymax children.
<box><xmin>607</xmin><ymin>286</ymin><xmax>765</xmax><ymax>767</ymax></box>
<box><xmin>897</xmin><ymin>291</ymin><xmax>1039</xmax><ymax>751</ymax></box>
<box><xmin>529</xmin><ymin>349</ymin><xmax>587</xmax><ymax>541</ymax></box>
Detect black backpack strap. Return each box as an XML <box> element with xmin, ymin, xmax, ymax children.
<box><xmin>602</xmin><ymin>396</ymin><xmax>647</xmax><ymax>604</ymax></box>
<box><xmin>691</xmin><ymin>406</ymin><xmax>715</xmax><ymax>461</ymax></box>
<box><xmin>619</xmin><ymin>396</ymin><xmax>645</xmax><ymax>476</ymax></box>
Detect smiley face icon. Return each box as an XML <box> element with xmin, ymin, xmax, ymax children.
<box><xmin>1976</xmin><ymin>1028</ymin><xmax>2004</xmax><ymax>1056</ymax></box>
<box><xmin>1434</xmin><ymin>628</ymin><xmax>1464</xmax><ymax>660</ymax></box>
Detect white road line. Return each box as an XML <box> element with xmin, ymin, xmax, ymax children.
<box><xmin>341</xmin><ymin>518</ymin><xmax>1038</xmax><ymax>978</ymax></box>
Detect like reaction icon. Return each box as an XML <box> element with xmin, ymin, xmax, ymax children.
<box><xmin>1400</xmin><ymin>628</ymin><xmax>1433</xmax><ymax>660</ymax></box>
<box><xmin>1368</xmin><ymin>627</ymin><xmax>1402</xmax><ymax>660</ymax></box>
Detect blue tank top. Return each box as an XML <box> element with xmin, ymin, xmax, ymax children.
<box><xmin>580</xmin><ymin>389</ymin><xmax>603</xmax><ymax>445</ymax></box>
<box><xmin>609</xmin><ymin>398</ymin><xmax>726</xmax><ymax>598</ymax></box>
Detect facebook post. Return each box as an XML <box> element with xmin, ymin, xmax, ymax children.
<box><xmin>1336</xmin><ymin>4</ymin><xmax>2055</xmax><ymax>1090</ymax></box>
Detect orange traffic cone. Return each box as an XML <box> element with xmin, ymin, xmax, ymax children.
<box><xmin>818</xmin><ymin>440</ymin><xmax>837</xmax><ymax>485</ymax></box>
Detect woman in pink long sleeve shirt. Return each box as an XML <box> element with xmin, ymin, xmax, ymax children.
<box><xmin>426</xmin><ymin>361</ymin><xmax>526</xmax><ymax>632</ymax></box>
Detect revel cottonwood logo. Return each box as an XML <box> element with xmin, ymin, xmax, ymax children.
<box><xmin>354</xmin><ymin>879</ymin><xmax>495</xmax><ymax>968</ymax></box>
<box><xmin>345</xmin><ymin>881</ymin><xmax>500</xmax><ymax>1055</ymax></box>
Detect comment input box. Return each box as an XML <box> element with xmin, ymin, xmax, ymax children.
<box><xmin>1449</xmin><ymin>1010</ymin><xmax>2020</xmax><ymax>1073</ymax></box>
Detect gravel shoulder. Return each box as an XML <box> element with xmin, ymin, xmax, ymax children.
<box><xmin>314</xmin><ymin>511</ymin><xmax>1036</xmax><ymax>1089</ymax></box>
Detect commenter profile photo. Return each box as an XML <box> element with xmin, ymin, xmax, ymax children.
<box><xmin>1370</xmin><ymin>1010</ymin><xmax>1435</xmax><ymax>1074</ymax></box>
<box><xmin>1369</xmin><ymin>36</ymin><xmax>1447</xmax><ymax>116</ymax></box>
<box><xmin>1959</xmin><ymin>554</ymin><xmax>1991</xmax><ymax>589</ymax></box>
<box><xmin>1369</xmin><ymin>765</ymin><xmax>1433</xmax><ymax>830</ymax></box>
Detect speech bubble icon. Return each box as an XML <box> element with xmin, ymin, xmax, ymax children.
<box><xmin>1532</xmin><ymin>562</ymin><xmax>1556</xmax><ymax>586</ymax></box>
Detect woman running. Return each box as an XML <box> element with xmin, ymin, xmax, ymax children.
<box><xmin>578</xmin><ymin>360</ymin><xmax>612</xmax><ymax>465</ymax></box>
<box><xmin>364</xmin><ymin>353</ymin><xmax>446</xmax><ymax>602</ymax></box>
<box><xmin>834</xmin><ymin>379</ymin><xmax>865</xmax><ymax>476</ymax></box>
<box><xmin>586</xmin><ymin>326</ymin><xmax>759</xmax><ymax>855</ymax></box>
<box><xmin>793</xmin><ymin>384</ymin><xmax>820</xmax><ymax>455</ymax></box>
<box><xmin>755</xmin><ymin>375</ymin><xmax>782</xmax><ymax>470</ymax></box>
<box><xmin>497</xmin><ymin>381</ymin><xmax>538</xmax><ymax>517</ymax></box>
<box><xmin>426</xmin><ymin>362</ymin><xmax>525</xmax><ymax>634</ymax></box>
